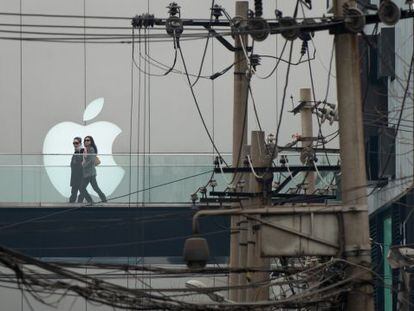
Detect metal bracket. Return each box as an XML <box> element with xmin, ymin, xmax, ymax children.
<box><xmin>203</xmin><ymin>26</ymin><xmax>253</xmax><ymax>52</ymax></box>
<box><xmin>250</xmin><ymin>215</ymin><xmax>340</xmax><ymax>249</ymax></box>
<box><xmin>214</xmin><ymin>165</ymin><xmax>340</xmax><ymax>174</ymax></box>
<box><xmin>343</xmin><ymin>246</ymin><xmax>372</xmax><ymax>257</ymax></box>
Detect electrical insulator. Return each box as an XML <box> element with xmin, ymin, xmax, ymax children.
<box><xmin>325</xmin><ymin>102</ymin><xmax>336</xmax><ymax>110</ymax></box>
<box><xmin>298</xmin><ymin>18</ymin><xmax>314</xmax><ymax>56</ymax></box>
<box><xmin>344</xmin><ymin>7</ymin><xmax>366</xmax><ymax>33</ymax></box>
<box><xmin>250</xmin><ymin>54</ymin><xmax>261</xmax><ymax>69</ymax></box>
<box><xmin>280</xmin><ymin>155</ymin><xmax>288</xmax><ymax>165</ymax></box>
<box><xmin>166</xmin><ymin>16</ymin><xmax>184</xmax><ymax>37</ymax></box>
<box><xmin>211</xmin><ymin>4</ymin><xmax>223</xmax><ymax>21</ymax></box>
<box><xmin>227</xmin><ymin>185</ymin><xmax>236</xmax><ymax>192</ymax></box>
<box><xmin>247</xmin><ymin>9</ymin><xmax>255</xmax><ymax>19</ymax></box>
<box><xmin>254</xmin><ymin>0</ymin><xmax>263</xmax><ymax>17</ymax></box>
<box><xmin>275</xmin><ymin>9</ymin><xmax>283</xmax><ymax>19</ymax></box>
<box><xmin>316</xmin><ymin>111</ymin><xmax>324</xmax><ymax>119</ymax></box>
<box><xmin>213</xmin><ymin>156</ymin><xmax>220</xmax><ymax>167</ymax></box>
<box><xmin>317</xmin><ymin>108</ymin><xmax>327</xmax><ymax>123</ymax></box>
<box><xmin>165</xmin><ymin>2</ymin><xmax>183</xmax><ymax>37</ymax></box>
<box><xmin>266</xmin><ymin>133</ymin><xmax>275</xmax><ymax>144</ymax></box>
<box><xmin>209</xmin><ymin>179</ymin><xmax>217</xmax><ymax>189</ymax></box>
<box><xmin>265</xmin><ymin>134</ymin><xmax>277</xmax><ymax>160</ymax></box>
<box><xmin>248</xmin><ymin>18</ymin><xmax>269</xmax><ymax>42</ymax></box>
<box><xmin>326</xmin><ymin>114</ymin><xmax>335</xmax><ymax>125</ymax></box>
<box><xmin>237</xmin><ymin>180</ymin><xmax>246</xmax><ymax>189</ymax></box>
<box><xmin>131</xmin><ymin>15</ymin><xmax>142</xmax><ymax>28</ymax></box>
<box><xmin>334</xmin><ymin>109</ymin><xmax>339</xmax><ymax>121</ymax></box>
<box><xmin>317</xmin><ymin>106</ymin><xmax>337</xmax><ymax>125</ymax></box>
<box><xmin>167</xmin><ymin>2</ymin><xmax>181</xmax><ymax>17</ymax></box>
<box><xmin>279</xmin><ymin>17</ymin><xmax>299</xmax><ymax>41</ymax></box>
<box><xmin>378</xmin><ymin>0</ymin><xmax>401</xmax><ymax>26</ymax></box>
<box><xmin>190</xmin><ymin>192</ymin><xmax>198</xmax><ymax>202</ymax></box>
<box><xmin>299</xmin><ymin>19</ymin><xmax>314</xmax><ymax>38</ymax></box>
<box><xmin>131</xmin><ymin>14</ymin><xmax>155</xmax><ymax>29</ymax></box>
<box><xmin>318</xmin><ymin>107</ymin><xmax>327</xmax><ymax>114</ymax></box>
<box><xmin>231</xmin><ymin>16</ymin><xmax>247</xmax><ymax>39</ymax></box>
<box><xmin>300</xmin><ymin>40</ymin><xmax>308</xmax><ymax>56</ymax></box>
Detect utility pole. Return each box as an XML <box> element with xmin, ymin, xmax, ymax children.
<box><xmin>246</xmin><ymin>130</ymin><xmax>270</xmax><ymax>301</ymax></box>
<box><xmin>229</xmin><ymin>1</ymin><xmax>249</xmax><ymax>302</ymax></box>
<box><xmin>299</xmin><ymin>88</ymin><xmax>315</xmax><ymax>193</ymax></box>
<box><xmin>334</xmin><ymin>1</ymin><xmax>374</xmax><ymax>310</ymax></box>
<box><xmin>238</xmin><ymin>145</ymin><xmax>249</xmax><ymax>303</ymax></box>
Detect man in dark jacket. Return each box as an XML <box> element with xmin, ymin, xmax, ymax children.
<box><xmin>69</xmin><ymin>137</ymin><xmax>84</xmax><ymax>203</ymax></box>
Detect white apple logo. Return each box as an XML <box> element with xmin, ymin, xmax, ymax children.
<box><xmin>43</xmin><ymin>98</ymin><xmax>125</xmax><ymax>199</ymax></box>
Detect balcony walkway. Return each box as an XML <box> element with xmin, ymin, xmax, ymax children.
<box><xmin>0</xmin><ymin>203</ymin><xmax>230</xmax><ymax>263</ymax></box>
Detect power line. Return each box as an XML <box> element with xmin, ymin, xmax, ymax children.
<box><xmin>0</xmin><ymin>11</ymin><xmax>132</xmax><ymax>20</ymax></box>
<box><xmin>0</xmin><ymin>169</ymin><xmax>213</xmax><ymax>232</ymax></box>
<box><xmin>190</xmin><ymin>0</ymin><xmax>215</xmax><ymax>88</ymax></box>
<box><xmin>177</xmin><ymin>42</ymin><xmax>229</xmax><ymax>167</ymax></box>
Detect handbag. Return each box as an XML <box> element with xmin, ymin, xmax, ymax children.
<box><xmin>95</xmin><ymin>156</ymin><xmax>101</xmax><ymax>166</ymax></box>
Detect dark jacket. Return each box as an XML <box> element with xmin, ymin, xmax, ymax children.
<box><xmin>82</xmin><ymin>146</ymin><xmax>97</xmax><ymax>178</ymax></box>
<box><xmin>70</xmin><ymin>148</ymin><xmax>84</xmax><ymax>186</ymax></box>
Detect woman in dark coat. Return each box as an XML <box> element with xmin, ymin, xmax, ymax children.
<box><xmin>79</xmin><ymin>135</ymin><xmax>107</xmax><ymax>204</ymax></box>
<box><xmin>69</xmin><ymin>137</ymin><xmax>84</xmax><ymax>203</ymax></box>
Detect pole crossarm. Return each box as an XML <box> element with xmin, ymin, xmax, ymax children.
<box><xmin>246</xmin><ymin>215</ymin><xmax>340</xmax><ymax>249</ymax></box>
<box><xmin>214</xmin><ymin>165</ymin><xmax>340</xmax><ymax>174</ymax></box>
<box><xmin>132</xmin><ymin>9</ymin><xmax>414</xmax><ymax>37</ymax></box>
<box><xmin>208</xmin><ymin>191</ymin><xmax>336</xmax><ymax>200</ymax></box>
<box><xmin>191</xmin><ymin>204</ymin><xmax>368</xmax><ymax>233</ymax></box>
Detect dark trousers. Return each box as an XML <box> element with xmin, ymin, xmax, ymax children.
<box><xmin>69</xmin><ymin>183</ymin><xmax>84</xmax><ymax>203</ymax></box>
<box><xmin>79</xmin><ymin>175</ymin><xmax>107</xmax><ymax>203</ymax></box>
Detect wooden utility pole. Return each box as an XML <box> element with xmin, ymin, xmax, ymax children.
<box><xmin>229</xmin><ymin>0</ymin><xmax>249</xmax><ymax>302</ymax></box>
<box><xmin>334</xmin><ymin>1</ymin><xmax>374</xmax><ymax>310</ymax></box>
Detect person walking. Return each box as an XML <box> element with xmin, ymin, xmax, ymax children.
<box><xmin>69</xmin><ymin>137</ymin><xmax>85</xmax><ymax>203</ymax></box>
<box><xmin>79</xmin><ymin>135</ymin><xmax>107</xmax><ymax>204</ymax></box>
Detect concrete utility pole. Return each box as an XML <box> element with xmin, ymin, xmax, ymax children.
<box><xmin>237</xmin><ymin>144</ymin><xmax>250</xmax><ymax>302</ymax></box>
<box><xmin>299</xmin><ymin>88</ymin><xmax>315</xmax><ymax>193</ymax></box>
<box><xmin>334</xmin><ymin>1</ymin><xmax>374</xmax><ymax>310</ymax></box>
<box><xmin>229</xmin><ymin>0</ymin><xmax>249</xmax><ymax>302</ymax></box>
<box><xmin>246</xmin><ymin>131</ymin><xmax>270</xmax><ymax>301</ymax></box>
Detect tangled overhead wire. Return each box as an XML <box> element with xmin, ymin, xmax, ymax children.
<box><xmin>0</xmin><ymin>244</ymin><xmax>376</xmax><ymax>310</ymax></box>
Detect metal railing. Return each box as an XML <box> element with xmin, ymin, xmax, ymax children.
<box><xmin>0</xmin><ymin>152</ymin><xmax>338</xmax><ymax>204</ymax></box>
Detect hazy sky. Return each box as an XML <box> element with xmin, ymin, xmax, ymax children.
<box><xmin>0</xmin><ymin>0</ymin><xmax>338</xmax><ymax>154</ymax></box>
